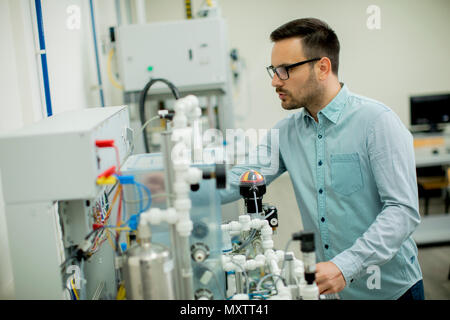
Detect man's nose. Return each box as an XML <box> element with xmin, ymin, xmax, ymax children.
<box><xmin>271</xmin><ymin>73</ymin><xmax>283</xmax><ymax>88</ymax></box>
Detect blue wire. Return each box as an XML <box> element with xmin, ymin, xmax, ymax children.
<box><xmin>121</xmin><ymin>182</ymin><xmax>152</xmax><ymax>229</ymax></box>
<box><xmin>135</xmin><ymin>182</ymin><xmax>152</xmax><ymax>212</ymax></box>
<box><xmin>248</xmin><ymin>293</ymin><xmax>266</xmax><ymax>300</ymax></box>
<box><xmin>89</xmin><ymin>0</ymin><xmax>105</xmax><ymax>107</ymax></box>
<box><xmin>135</xmin><ymin>183</ymin><xmax>143</xmax><ymax>213</ymax></box>
<box><xmin>34</xmin><ymin>0</ymin><xmax>53</xmax><ymax>117</ymax></box>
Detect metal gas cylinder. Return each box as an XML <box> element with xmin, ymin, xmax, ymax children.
<box><xmin>123</xmin><ymin>224</ymin><xmax>175</xmax><ymax>300</ymax></box>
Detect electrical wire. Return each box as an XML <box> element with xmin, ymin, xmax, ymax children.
<box><xmin>253</xmin><ymin>190</ymin><xmax>258</xmax><ymax>214</ymax></box>
<box><xmin>233</xmin><ymin>228</ymin><xmax>257</xmax><ymax>253</ymax></box>
<box><xmin>135</xmin><ymin>182</ymin><xmax>152</xmax><ymax>212</ymax></box>
<box><xmin>61</xmin><ymin>185</ymin><xmax>123</xmax><ymax>268</ymax></box>
<box><xmin>113</xmin><ymin>144</ymin><xmax>121</xmax><ymax>175</ymax></box>
<box><xmin>106</xmin><ymin>228</ymin><xmax>116</xmax><ymax>251</ymax></box>
<box><xmin>71</xmin><ymin>277</ymin><xmax>79</xmax><ymax>300</ymax></box>
<box><xmin>107</xmin><ymin>182</ymin><xmax>118</xmax><ymax>198</ymax></box>
<box><xmin>124</xmin><ymin>193</ymin><xmax>174</xmax><ymax>205</ymax></box>
<box><xmin>136</xmin><ymin>182</ymin><xmax>143</xmax><ymax>213</ymax></box>
<box><xmin>138</xmin><ymin>115</ymin><xmax>160</xmax><ymax>137</ymax></box>
<box><xmin>256</xmin><ymin>273</ymin><xmax>286</xmax><ymax>295</ymax></box>
<box><xmin>107</xmin><ymin>48</ymin><xmax>124</xmax><ymax>90</ymax></box>
<box><xmin>104</xmin><ymin>184</ymin><xmax>123</xmax><ymax>222</ymax></box>
<box><xmin>139</xmin><ymin>78</ymin><xmax>180</xmax><ymax>153</ymax></box>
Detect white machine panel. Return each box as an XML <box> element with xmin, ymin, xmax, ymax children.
<box><xmin>0</xmin><ymin>106</ymin><xmax>131</xmax><ymax>203</ymax></box>
<box><xmin>115</xmin><ymin>17</ymin><xmax>229</xmax><ymax>92</ymax></box>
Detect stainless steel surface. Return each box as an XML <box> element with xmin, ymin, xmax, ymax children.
<box><xmin>123</xmin><ymin>241</ymin><xmax>175</xmax><ymax>300</ymax></box>
<box><xmin>140</xmin><ymin>241</ymin><xmax>175</xmax><ymax>300</ymax></box>
<box><xmin>235</xmin><ymin>272</ymin><xmax>244</xmax><ymax>294</ymax></box>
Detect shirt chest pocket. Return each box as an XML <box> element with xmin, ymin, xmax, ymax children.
<box><xmin>330</xmin><ymin>153</ymin><xmax>364</xmax><ymax>196</ymax></box>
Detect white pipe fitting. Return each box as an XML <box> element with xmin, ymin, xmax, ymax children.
<box><xmin>186</xmin><ymin>167</ymin><xmax>202</xmax><ymax>185</ymax></box>
<box><xmin>300</xmin><ymin>284</ymin><xmax>319</xmax><ymax>300</ymax></box>
<box><xmin>262</xmin><ymin>240</ymin><xmax>274</xmax><ymax>250</ymax></box>
<box><xmin>232</xmin><ymin>255</ymin><xmax>246</xmax><ymax>269</ymax></box>
<box><xmin>176</xmin><ymin>219</ymin><xmax>193</xmax><ymax>237</ymax></box>
<box><xmin>174</xmin><ymin>199</ymin><xmax>191</xmax><ymax>211</ymax></box>
<box><xmin>239</xmin><ymin>215</ymin><xmax>251</xmax><ymax>232</ymax></box>
<box><xmin>249</xmin><ymin>218</ymin><xmax>268</xmax><ymax>230</ymax></box>
<box><xmin>140</xmin><ymin>208</ymin><xmax>179</xmax><ymax>225</ymax></box>
<box><xmin>221</xmin><ymin>221</ymin><xmax>241</xmax><ymax>233</ymax></box>
<box><xmin>232</xmin><ymin>294</ymin><xmax>249</xmax><ymax>300</ymax></box>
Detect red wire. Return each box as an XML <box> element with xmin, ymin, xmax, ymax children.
<box><xmin>113</xmin><ymin>145</ymin><xmax>121</xmax><ymax>175</ymax></box>
<box><xmin>116</xmin><ymin>189</ymin><xmax>123</xmax><ymax>241</ymax></box>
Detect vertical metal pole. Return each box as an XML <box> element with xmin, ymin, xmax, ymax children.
<box><xmin>34</xmin><ymin>0</ymin><xmax>53</xmax><ymax>117</ymax></box>
<box><xmin>161</xmin><ymin>131</ymin><xmax>182</xmax><ymax>299</ymax></box>
<box><xmin>125</xmin><ymin>0</ymin><xmax>133</xmax><ymax>25</ymax></box>
<box><xmin>114</xmin><ymin>0</ymin><xmax>122</xmax><ymax>26</ymax></box>
<box><xmin>179</xmin><ymin>235</ymin><xmax>194</xmax><ymax>299</ymax></box>
<box><xmin>235</xmin><ymin>272</ymin><xmax>243</xmax><ymax>293</ymax></box>
<box><xmin>89</xmin><ymin>0</ymin><xmax>105</xmax><ymax>107</ymax></box>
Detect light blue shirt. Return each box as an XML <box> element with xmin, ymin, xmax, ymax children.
<box><xmin>220</xmin><ymin>83</ymin><xmax>423</xmax><ymax>300</ymax></box>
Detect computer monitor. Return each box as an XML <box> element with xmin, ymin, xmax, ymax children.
<box><xmin>410</xmin><ymin>93</ymin><xmax>450</xmax><ymax>132</ymax></box>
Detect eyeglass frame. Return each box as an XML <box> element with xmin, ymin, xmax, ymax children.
<box><xmin>266</xmin><ymin>57</ymin><xmax>322</xmax><ymax>80</ymax></box>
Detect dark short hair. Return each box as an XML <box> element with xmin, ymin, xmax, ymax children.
<box><xmin>270</xmin><ymin>18</ymin><xmax>340</xmax><ymax>75</ymax></box>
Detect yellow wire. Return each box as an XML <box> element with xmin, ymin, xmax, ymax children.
<box><xmin>116</xmin><ymin>283</ymin><xmax>126</xmax><ymax>300</ymax></box>
<box><xmin>112</xmin><ymin>227</ymin><xmax>131</xmax><ymax>232</ymax></box>
<box><xmin>107</xmin><ymin>48</ymin><xmax>124</xmax><ymax>90</ymax></box>
<box><xmin>71</xmin><ymin>278</ymin><xmax>80</xmax><ymax>300</ymax></box>
<box><xmin>104</xmin><ymin>185</ymin><xmax>122</xmax><ymax>222</ymax></box>
<box><xmin>106</xmin><ymin>229</ymin><xmax>116</xmax><ymax>252</ymax></box>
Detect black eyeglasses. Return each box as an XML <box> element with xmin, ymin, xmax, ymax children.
<box><xmin>266</xmin><ymin>58</ymin><xmax>321</xmax><ymax>80</ymax></box>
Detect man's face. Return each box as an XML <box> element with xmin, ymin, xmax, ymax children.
<box><xmin>270</xmin><ymin>37</ymin><xmax>322</xmax><ymax>110</ymax></box>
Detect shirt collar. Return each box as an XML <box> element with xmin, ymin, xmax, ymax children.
<box><xmin>302</xmin><ymin>83</ymin><xmax>349</xmax><ymax>125</ymax></box>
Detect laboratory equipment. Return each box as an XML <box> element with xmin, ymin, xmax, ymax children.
<box><xmin>0</xmin><ymin>91</ymin><xmax>322</xmax><ymax>300</ymax></box>
<box><xmin>0</xmin><ymin>106</ymin><xmax>131</xmax><ymax>299</ymax></box>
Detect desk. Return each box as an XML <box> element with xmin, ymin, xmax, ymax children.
<box><xmin>413</xmin><ymin>133</ymin><xmax>450</xmax><ymax>246</ymax></box>
<box><xmin>415</xmin><ymin>153</ymin><xmax>450</xmax><ymax>168</ymax></box>
<box><xmin>412</xmin><ymin>213</ymin><xmax>450</xmax><ymax>247</ymax></box>
<box><xmin>414</xmin><ymin>133</ymin><xmax>450</xmax><ymax>168</ymax></box>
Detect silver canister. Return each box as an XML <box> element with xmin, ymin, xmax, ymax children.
<box><xmin>139</xmin><ymin>241</ymin><xmax>175</xmax><ymax>299</ymax></box>
<box><xmin>123</xmin><ymin>239</ymin><xmax>175</xmax><ymax>300</ymax></box>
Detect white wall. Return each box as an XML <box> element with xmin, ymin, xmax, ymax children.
<box><xmin>0</xmin><ymin>0</ymin><xmax>46</xmax><ymax>299</ymax></box>
<box><xmin>140</xmin><ymin>0</ymin><xmax>450</xmax><ymax>130</ymax></box>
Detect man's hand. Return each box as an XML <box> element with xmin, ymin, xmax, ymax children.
<box><xmin>315</xmin><ymin>261</ymin><xmax>346</xmax><ymax>295</ymax></box>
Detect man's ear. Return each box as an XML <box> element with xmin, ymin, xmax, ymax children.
<box><xmin>317</xmin><ymin>57</ymin><xmax>332</xmax><ymax>81</ymax></box>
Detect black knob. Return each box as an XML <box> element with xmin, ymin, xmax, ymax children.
<box><xmin>190</xmin><ymin>184</ymin><xmax>200</xmax><ymax>192</ymax></box>
<box><xmin>215</xmin><ymin>163</ymin><xmax>226</xmax><ymax>189</ymax></box>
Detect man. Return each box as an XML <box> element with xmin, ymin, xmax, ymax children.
<box><xmin>219</xmin><ymin>18</ymin><xmax>424</xmax><ymax>300</ymax></box>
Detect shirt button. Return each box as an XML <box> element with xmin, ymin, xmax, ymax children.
<box><xmin>318</xmin><ymin>160</ymin><xmax>323</xmax><ymax>166</ymax></box>
<box><xmin>351</xmin><ymin>279</ymin><xmax>354</xmax><ymax>283</ymax></box>
<box><xmin>319</xmin><ymin>189</ymin><xmax>323</xmax><ymax>194</ymax></box>
<box><xmin>324</xmin><ymin>244</ymin><xmax>329</xmax><ymax>249</ymax></box>
<box><xmin>318</xmin><ymin>134</ymin><xmax>323</xmax><ymax>139</ymax></box>
<box><xmin>321</xmin><ymin>217</ymin><xmax>325</xmax><ymax>222</ymax></box>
